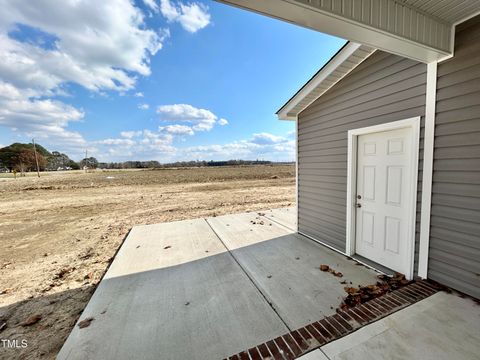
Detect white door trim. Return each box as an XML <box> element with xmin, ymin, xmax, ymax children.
<box><xmin>346</xmin><ymin>117</ymin><xmax>420</xmax><ymax>279</ymax></box>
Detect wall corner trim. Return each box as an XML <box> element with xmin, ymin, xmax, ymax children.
<box><xmin>295</xmin><ymin>115</ymin><xmax>299</xmax><ymax>232</ymax></box>
<box><xmin>418</xmin><ymin>61</ymin><xmax>438</xmax><ymax>279</ymax></box>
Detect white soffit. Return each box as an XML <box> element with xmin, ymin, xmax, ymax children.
<box><xmin>277</xmin><ymin>42</ymin><xmax>376</xmax><ymax>121</ymax></box>
<box><xmin>398</xmin><ymin>0</ymin><xmax>480</xmax><ymax>24</ymax></box>
<box><xmin>217</xmin><ymin>0</ymin><xmax>480</xmax><ymax>63</ymax></box>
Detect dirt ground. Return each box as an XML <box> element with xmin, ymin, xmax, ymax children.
<box><xmin>0</xmin><ymin>165</ymin><xmax>295</xmax><ymax>359</ymax></box>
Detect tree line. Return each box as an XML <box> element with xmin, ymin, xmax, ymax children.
<box><xmin>0</xmin><ymin>143</ymin><xmax>80</xmax><ymax>173</ymax></box>
<box><xmin>0</xmin><ymin>143</ymin><xmax>292</xmax><ymax>173</ymax></box>
<box><xmin>95</xmin><ymin>159</ymin><xmax>281</xmax><ymax>169</ymax></box>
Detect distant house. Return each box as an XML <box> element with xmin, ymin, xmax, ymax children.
<box><xmin>221</xmin><ymin>1</ymin><xmax>480</xmax><ymax>299</ymax></box>
<box><xmin>0</xmin><ymin>167</ymin><xmax>9</xmax><ymax>173</ymax></box>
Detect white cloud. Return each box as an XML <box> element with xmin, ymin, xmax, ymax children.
<box><xmin>138</xmin><ymin>103</ymin><xmax>150</xmax><ymax>110</ymax></box>
<box><xmin>181</xmin><ymin>140</ymin><xmax>294</xmax><ymax>161</ymax></box>
<box><xmin>218</xmin><ymin>118</ymin><xmax>228</xmax><ymax>126</ymax></box>
<box><xmin>96</xmin><ymin>138</ymin><xmax>136</xmax><ymax>146</ymax></box>
<box><xmin>0</xmin><ymin>79</ymin><xmax>86</xmax><ymax>149</ymax></box>
<box><xmin>120</xmin><ymin>130</ymin><xmax>142</xmax><ymax>139</ymax></box>
<box><xmin>159</xmin><ymin>0</ymin><xmax>210</xmax><ymax>33</ymax></box>
<box><xmin>0</xmin><ymin>1</ymin><xmax>166</xmax><ymax>93</ymax></box>
<box><xmin>251</xmin><ymin>132</ymin><xmax>288</xmax><ymax>145</ymax></box>
<box><xmin>134</xmin><ymin>92</ymin><xmax>144</xmax><ymax>97</ymax></box>
<box><xmin>0</xmin><ymin>0</ymin><xmax>169</xmax><ymax>149</ymax></box>
<box><xmin>157</xmin><ymin>103</ymin><xmax>219</xmax><ymax>132</ymax></box>
<box><xmin>179</xmin><ymin>132</ymin><xmax>295</xmax><ymax>161</ymax></box>
<box><xmin>92</xmin><ymin>129</ymin><xmax>295</xmax><ymax>162</ymax></box>
<box><xmin>143</xmin><ymin>0</ymin><xmax>159</xmax><ymax>13</ymax></box>
<box><xmin>159</xmin><ymin>124</ymin><xmax>194</xmax><ymax>135</ymax></box>
<box><xmin>287</xmin><ymin>130</ymin><xmax>296</xmax><ymax>138</ymax></box>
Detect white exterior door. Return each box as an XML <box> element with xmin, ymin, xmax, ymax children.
<box><xmin>355</xmin><ymin>127</ymin><xmax>414</xmax><ymax>274</ymax></box>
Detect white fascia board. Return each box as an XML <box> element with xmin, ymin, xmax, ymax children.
<box><xmin>439</xmin><ymin>9</ymin><xmax>480</xmax><ymax>62</ymax></box>
<box><xmin>277</xmin><ymin>42</ymin><xmax>362</xmax><ymax>121</ymax></box>
<box><xmin>217</xmin><ymin>0</ymin><xmax>451</xmax><ymax>63</ymax></box>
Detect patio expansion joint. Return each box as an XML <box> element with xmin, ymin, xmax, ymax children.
<box><xmin>223</xmin><ymin>280</ymin><xmax>440</xmax><ymax>360</ymax></box>
<box><xmin>203</xmin><ymin>217</ymin><xmax>293</xmax><ymax>333</ymax></box>
<box><xmin>258</xmin><ymin>213</ymin><xmax>296</xmax><ymax>232</ymax></box>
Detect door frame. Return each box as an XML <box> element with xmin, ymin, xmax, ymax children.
<box><xmin>345</xmin><ymin>117</ymin><xmax>420</xmax><ymax>279</ymax></box>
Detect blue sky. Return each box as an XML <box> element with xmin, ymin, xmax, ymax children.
<box><xmin>0</xmin><ymin>0</ymin><xmax>344</xmax><ymax>162</ymax></box>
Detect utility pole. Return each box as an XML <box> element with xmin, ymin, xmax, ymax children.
<box><xmin>32</xmin><ymin>138</ymin><xmax>40</xmax><ymax>178</ymax></box>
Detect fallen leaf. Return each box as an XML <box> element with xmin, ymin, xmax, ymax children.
<box><xmin>78</xmin><ymin>317</ymin><xmax>95</xmax><ymax>329</ymax></box>
<box><xmin>330</xmin><ymin>270</ymin><xmax>343</xmax><ymax>278</ymax></box>
<box><xmin>319</xmin><ymin>265</ymin><xmax>329</xmax><ymax>272</ymax></box>
<box><xmin>339</xmin><ymin>272</ymin><xmax>412</xmax><ymax>310</ymax></box>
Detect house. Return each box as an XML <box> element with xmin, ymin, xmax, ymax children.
<box><xmin>219</xmin><ymin>1</ymin><xmax>480</xmax><ymax>299</ymax></box>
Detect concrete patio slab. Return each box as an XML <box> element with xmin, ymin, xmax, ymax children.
<box><xmin>58</xmin><ymin>218</ymin><xmax>289</xmax><ymax>360</ymax></box>
<box><xmin>207</xmin><ymin>212</ymin><xmax>379</xmax><ymax>329</ymax></box>
<box><xmin>58</xmin><ymin>208</ymin><xmax>414</xmax><ymax>360</ymax></box>
<box><xmin>298</xmin><ymin>291</ymin><xmax>480</xmax><ymax>360</ymax></box>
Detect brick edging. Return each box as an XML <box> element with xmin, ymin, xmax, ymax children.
<box><xmin>224</xmin><ymin>280</ymin><xmax>439</xmax><ymax>360</ymax></box>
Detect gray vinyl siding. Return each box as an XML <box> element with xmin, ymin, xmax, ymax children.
<box><xmin>428</xmin><ymin>16</ymin><xmax>480</xmax><ymax>299</ymax></box>
<box><xmin>297</xmin><ymin>51</ymin><xmax>426</xmax><ymax>275</ymax></box>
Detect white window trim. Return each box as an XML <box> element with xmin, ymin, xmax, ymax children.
<box><xmin>418</xmin><ymin>62</ymin><xmax>438</xmax><ymax>278</ymax></box>
<box><xmin>346</xmin><ymin>117</ymin><xmax>421</xmax><ymax>280</ymax></box>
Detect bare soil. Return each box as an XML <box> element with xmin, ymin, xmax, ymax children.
<box><xmin>0</xmin><ymin>165</ymin><xmax>295</xmax><ymax>359</ymax></box>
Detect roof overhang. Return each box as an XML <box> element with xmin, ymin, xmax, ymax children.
<box><xmin>277</xmin><ymin>42</ymin><xmax>375</xmax><ymax>120</ymax></box>
<box><xmin>217</xmin><ymin>0</ymin><xmax>480</xmax><ymax>63</ymax></box>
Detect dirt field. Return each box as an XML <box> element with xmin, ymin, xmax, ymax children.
<box><xmin>0</xmin><ymin>165</ymin><xmax>295</xmax><ymax>359</ymax></box>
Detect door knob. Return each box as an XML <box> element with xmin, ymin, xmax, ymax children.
<box><xmin>356</xmin><ymin>203</ymin><xmax>362</xmax><ymax>208</ymax></box>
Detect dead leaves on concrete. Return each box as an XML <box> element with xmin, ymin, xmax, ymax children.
<box><xmin>319</xmin><ymin>264</ymin><xmax>343</xmax><ymax>278</ymax></box>
<box><xmin>340</xmin><ymin>272</ymin><xmax>412</xmax><ymax>310</ymax></box>
<box><xmin>78</xmin><ymin>317</ymin><xmax>95</xmax><ymax>329</ymax></box>
<box><xmin>250</xmin><ymin>213</ymin><xmax>273</xmax><ymax>226</ymax></box>
<box><xmin>250</xmin><ymin>218</ymin><xmax>265</xmax><ymax>225</ymax></box>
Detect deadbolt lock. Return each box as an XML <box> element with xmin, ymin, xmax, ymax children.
<box><xmin>357</xmin><ymin>195</ymin><xmax>362</xmax><ymax>199</ymax></box>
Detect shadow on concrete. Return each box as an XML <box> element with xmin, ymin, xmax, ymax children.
<box><xmin>56</xmin><ymin>227</ymin><xmax>379</xmax><ymax>360</ymax></box>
